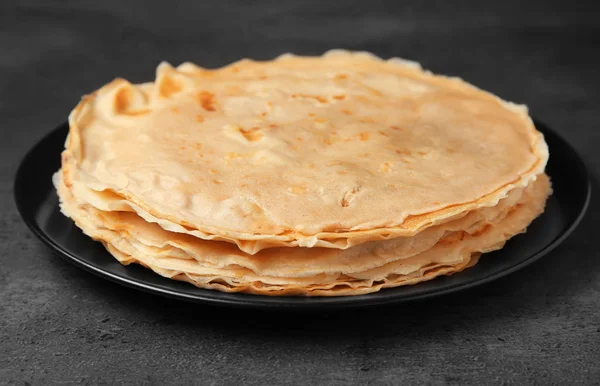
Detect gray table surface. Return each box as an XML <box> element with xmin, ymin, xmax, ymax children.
<box><xmin>2</xmin><ymin>0</ymin><xmax>599</xmax><ymax>384</ymax></box>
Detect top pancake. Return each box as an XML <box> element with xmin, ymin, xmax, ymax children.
<box><xmin>63</xmin><ymin>50</ymin><xmax>548</xmax><ymax>250</ymax></box>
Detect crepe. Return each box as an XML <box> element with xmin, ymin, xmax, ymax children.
<box><xmin>54</xmin><ymin>50</ymin><xmax>552</xmax><ymax>296</ymax></box>
<box><xmin>55</xmin><ymin>171</ymin><xmax>550</xmax><ymax>296</ymax></box>
<box><xmin>56</xmin><ymin>172</ymin><xmax>529</xmax><ymax>277</ymax></box>
<box><xmin>61</xmin><ymin>50</ymin><xmax>549</xmax><ymax>253</ymax></box>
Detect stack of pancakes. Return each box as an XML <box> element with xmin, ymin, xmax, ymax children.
<box><xmin>54</xmin><ymin>50</ymin><xmax>551</xmax><ymax>296</ymax></box>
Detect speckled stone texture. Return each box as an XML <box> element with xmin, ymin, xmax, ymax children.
<box><xmin>2</xmin><ymin>0</ymin><xmax>600</xmax><ymax>384</ymax></box>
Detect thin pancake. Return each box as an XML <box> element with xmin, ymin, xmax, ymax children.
<box><xmin>60</xmin><ymin>50</ymin><xmax>548</xmax><ymax>253</ymax></box>
<box><xmin>55</xmin><ymin>173</ymin><xmax>550</xmax><ymax>295</ymax></box>
<box><xmin>55</xmin><ymin>171</ymin><xmax>539</xmax><ymax>278</ymax></box>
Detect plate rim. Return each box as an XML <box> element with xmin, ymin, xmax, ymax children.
<box><xmin>14</xmin><ymin>120</ymin><xmax>592</xmax><ymax>309</ymax></box>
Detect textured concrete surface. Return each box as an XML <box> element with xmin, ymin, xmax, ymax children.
<box><xmin>2</xmin><ymin>0</ymin><xmax>600</xmax><ymax>384</ymax></box>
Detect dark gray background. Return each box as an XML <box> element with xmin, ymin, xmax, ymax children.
<box><xmin>2</xmin><ymin>0</ymin><xmax>599</xmax><ymax>384</ymax></box>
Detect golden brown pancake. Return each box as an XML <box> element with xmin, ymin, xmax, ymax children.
<box><xmin>61</xmin><ymin>50</ymin><xmax>548</xmax><ymax>253</ymax></box>
<box><xmin>55</xmin><ymin>172</ymin><xmax>531</xmax><ymax>278</ymax></box>
<box><xmin>55</xmin><ymin>171</ymin><xmax>550</xmax><ymax>296</ymax></box>
<box><xmin>54</xmin><ymin>50</ymin><xmax>551</xmax><ymax>296</ymax></box>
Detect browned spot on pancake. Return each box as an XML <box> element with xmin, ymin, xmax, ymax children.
<box><xmin>335</xmin><ymin>74</ymin><xmax>348</xmax><ymax>80</ymax></box>
<box><xmin>333</xmin><ymin>95</ymin><xmax>346</xmax><ymax>100</ymax></box>
<box><xmin>379</xmin><ymin>161</ymin><xmax>393</xmax><ymax>173</ymax></box>
<box><xmin>260</xmin><ymin>112</ymin><xmax>268</xmax><ymax>117</ymax></box>
<box><xmin>308</xmin><ymin>113</ymin><xmax>316</xmax><ymax>117</ymax></box>
<box><xmin>225</xmin><ymin>152</ymin><xmax>241</xmax><ymax>161</ymax></box>
<box><xmin>395</xmin><ymin>149</ymin><xmax>411</xmax><ymax>155</ymax></box>
<box><xmin>196</xmin><ymin>91</ymin><xmax>217</xmax><ymax>111</ymax></box>
<box><xmin>240</xmin><ymin>127</ymin><xmax>263</xmax><ymax>142</ymax></box>
<box><xmin>359</xmin><ymin>117</ymin><xmax>375</xmax><ymax>123</ymax></box>
<box><xmin>268</xmin><ymin>124</ymin><xmax>279</xmax><ymax>129</ymax></box>
<box><xmin>113</xmin><ymin>87</ymin><xmax>150</xmax><ymax>116</ymax></box>
<box><xmin>159</xmin><ymin>76</ymin><xmax>183</xmax><ymax>98</ymax></box>
<box><xmin>445</xmin><ymin>145</ymin><xmax>458</xmax><ymax>154</ymax></box>
<box><xmin>341</xmin><ymin>186</ymin><xmax>361</xmax><ymax>207</ymax></box>
<box><xmin>292</xmin><ymin>94</ymin><xmax>328</xmax><ymax>103</ymax></box>
<box><xmin>359</xmin><ymin>132</ymin><xmax>370</xmax><ymax>141</ymax></box>
<box><xmin>196</xmin><ymin>114</ymin><xmax>205</xmax><ymax>123</ymax></box>
<box><xmin>390</xmin><ymin>125</ymin><xmax>404</xmax><ymax>131</ymax></box>
<box><xmin>341</xmin><ymin>109</ymin><xmax>352</xmax><ymax>115</ymax></box>
<box><xmin>288</xmin><ymin>186</ymin><xmax>306</xmax><ymax>194</ymax></box>
<box><xmin>323</xmin><ymin>136</ymin><xmax>335</xmax><ymax>146</ymax></box>
<box><xmin>259</xmin><ymin>75</ymin><xmax>267</xmax><ymax>80</ymax></box>
<box><xmin>379</xmin><ymin>130</ymin><xmax>389</xmax><ymax>137</ymax></box>
<box><xmin>337</xmin><ymin>170</ymin><xmax>347</xmax><ymax>175</ymax></box>
<box><xmin>114</xmin><ymin>87</ymin><xmax>131</xmax><ymax>114</ymax></box>
<box><xmin>171</xmin><ymin>107</ymin><xmax>180</xmax><ymax>113</ymax></box>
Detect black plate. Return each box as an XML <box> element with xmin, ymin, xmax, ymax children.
<box><xmin>14</xmin><ymin>121</ymin><xmax>590</xmax><ymax>309</ymax></box>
